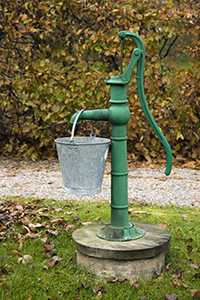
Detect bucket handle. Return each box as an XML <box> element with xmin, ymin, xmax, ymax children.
<box><xmin>70</xmin><ymin>109</ymin><xmax>85</xmax><ymax>140</ymax></box>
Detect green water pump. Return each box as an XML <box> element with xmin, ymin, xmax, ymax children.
<box><xmin>71</xmin><ymin>31</ymin><xmax>173</xmax><ymax>241</ymax></box>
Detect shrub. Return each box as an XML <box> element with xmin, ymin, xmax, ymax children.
<box><xmin>0</xmin><ymin>0</ymin><xmax>199</xmax><ymax>160</ymax></box>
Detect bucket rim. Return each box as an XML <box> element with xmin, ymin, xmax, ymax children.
<box><xmin>55</xmin><ymin>136</ymin><xmax>111</xmax><ymax>146</ymax></box>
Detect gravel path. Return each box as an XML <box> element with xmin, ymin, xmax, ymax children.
<box><xmin>0</xmin><ymin>159</ymin><xmax>200</xmax><ymax>207</ymax></box>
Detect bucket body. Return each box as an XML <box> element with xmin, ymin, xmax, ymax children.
<box><xmin>55</xmin><ymin>137</ymin><xmax>110</xmax><ymax>196</ymax></box>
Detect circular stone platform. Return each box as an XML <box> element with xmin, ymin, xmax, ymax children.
<box><xmin>72</xmin><ymin>223</ymin><xmax>170</xmax><ymax>281</ymax></box>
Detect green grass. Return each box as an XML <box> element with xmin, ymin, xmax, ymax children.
<box><xmin>0</xmin><ymin>197</ymin><xmax>200</xmax><ymax>300</ymax></box>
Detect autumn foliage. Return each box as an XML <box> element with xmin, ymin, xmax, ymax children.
<box><xmin>0</xmin><ymin>0</ymin><xmax>199</xmax><ymax>160</ymax></box>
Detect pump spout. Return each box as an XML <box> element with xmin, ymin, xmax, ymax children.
<box><xmin>70</xmin><ymin>109</ymin><xmax>109</xmax><ymax>124</ymax></box>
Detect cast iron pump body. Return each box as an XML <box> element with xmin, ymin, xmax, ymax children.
<box><xmin>71</xmin><ymin>31</ymin><xmax>173</xmax><ymax>241</ymax></box>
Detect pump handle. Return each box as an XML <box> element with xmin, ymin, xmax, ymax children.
<box><xmin>119</xmin><ymin>31</ymin><xmax>173</xmax><ymax>176</ymax></box>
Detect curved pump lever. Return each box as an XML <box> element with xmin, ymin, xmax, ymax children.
<box><xmin>119</xmin><ymin>31</ymin><xmax>173</xmax><ymax>175</ymax></box>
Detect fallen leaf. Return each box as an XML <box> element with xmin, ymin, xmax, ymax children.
<box><xmin>0</xmin><ymin>233</ymin><xmax>6</xmax><ymax>241</ymax></box>
<box><xmin>165</xmin><ymin>263</ymin><xmax>171</xmax><ymax>271</ymax></box>
<box><xmin>65</xmin><ymin>211</ymin><xmax>73</xmax><ymax>215</ymax></box>
<box><xmin>181</xmin><ymin>214</ymin><xmax>188</xmax><ymax>221</ymax></box>
<box><xmin>65</xmin><ymin>224</ymin><xmax>75</xmax><ymax>231</ymax></box>
<box><xmin>21</xmin><ymin>216</ymin><xmax>31</xmax><ymax>225</ymax></box>
<box><xmin>73</xmin><ymin>216</ymin><xmax>80</xmax><ymax>222</ymax></box>
<box><xmin>50</xmin><ymin>218</ymin><xmax>67</xmax><ymax>225</ymax></box>
<box><xmin>165</xmin><ymin>294</ymin><xmax>178</xmax><ymax>300</ymax></box>
<box><xmin>106</xmin><ymin>276</ymin><xmax>118</xmax><ymax>283</ymax></box>
<box><xmin>128</xmin><ymin>208</ymin><xmax>134</xmax><ymax>214</ymax></box>
<box><xmin>172</xmin><ymin>278</ymin><xmax>182</xmax><ymax>288</ymax></box>
<box><xmin>15</xmin><ymin>204</ymin><xmax>24</xmax><ymax>212</ymax></box>
<box><xmin>0</xmin><ymin>266</ymin><xmax>8</xmax><ymax>275</ymax></box>
<box><xmin>54</xmin><ymin>208</ymin><xmax>63</xmax><ymax>212</ymax></box>
<box><xmin>46</xmin><ymin>229</ymin><xmax>58</xmax><ymax>237</ymax></box>
<box><xmin>190</xmin><ymin>263</ymin><xmax>199</xmax><ymax>270</ymax></box>
<box><xmin>132</xmin><ymin>281</ymin><xmax>140</xmax><ymax>289</ymax></box>
<box><xmin>93</xmin><ymin>285</ymin><xmax>105</xmax><ymax>297</ymax></box>
<box><xmin>159</xmin><ymin>223</ymin><xmax>168</xmax><ymax>229</ymax></box>
<box><xmin>82</xmin><ymin>221</ymin><xmax>92</xmax><ymax>226</ymax></box>
<box><xmin>80</xmin><ymin>282</ymin><xmax>90</xmax><ymax>289</ymax></box>
<box><xmin>117</xmin><ymin>277</ymin><xmax>127</xmax><ymax>283</ymax></box>
<box><xmin>175</xmin><ymin>268</ymin><xmax>183</xmax><ymax>279</ymax></box>
<box><xmin>0</xmin><ymin>223</ymin><xmax>6</xmax><ymax>232</ymax></box>
<box><xmin>24</xmin><ymin>232</ymin><xmax>40</xmax><ymax>239</ymax></box>
<box><xmin>23</xmin><ymin>225</ymin><xmax>32</xmax><ymax>234</ymax></box>
<box><xmin>40</xmin><ymin>237</ymin><xmax>48</xmax><ymax>243</ymax></box>
<box><xmin>47</xmin><ymin>255</ymin><xmax>62</xmax><ymax>268</ymax></box>
<box><xmin>191</xmin><ymin>290</ymin><xmax>200</xmax><ymax>299</ymax></box>
<box><xmin>44</xmin><ymin>242</ymin><xmax>55</xmax><ymax>257</ymax></box>
<box><xmin>18</xmin><ymin>254</ymin><xmax>33</xmax><ymax>265</ymax></box>
<box><xmin>28</xmin><ymin>223</ymin><xmax>45</xmax><ymax>230</ymax></box>
<box><xmin>96</xmin><ymin>291</ymin><xmax>102</xmax><ymax>298</ymax></box>
<box><xmin>36</xmin><ymin>207</ymin><xmax>49</xmax><ymax>213</ymax></box>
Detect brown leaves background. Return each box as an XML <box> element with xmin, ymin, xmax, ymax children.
<box><xmin>0</xmin><ymin>1</ymin><xmax>199</xmax><ymax>161</ymax></box>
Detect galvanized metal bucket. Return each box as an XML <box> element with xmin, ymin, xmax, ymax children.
<box><xmin>55</xmin><ymin>136</ymin><xmax>110</xmax><ymax>196</ymax></box>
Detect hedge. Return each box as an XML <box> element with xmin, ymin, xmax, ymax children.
<box><xmin>0</xmin><ymin>0</ymin><xmax>199</xmax><ymax>161</ymax></box>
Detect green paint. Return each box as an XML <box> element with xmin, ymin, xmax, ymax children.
<box><xmin>70</xmin><ymin>31</ymin><xmax>173</xmax><ymax>241</ymax></box>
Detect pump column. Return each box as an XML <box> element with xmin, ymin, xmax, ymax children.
<box><xmin>97</xmin><ymin>78</ymin><xmax>145</xmax><ymax>241</ymax></box>
<box><xmin>109</xmin><ymin>84</ymin><xmax>130</xmax><ymax>229</ymax></box>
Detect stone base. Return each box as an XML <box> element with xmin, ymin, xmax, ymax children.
<box><xmin>76</xmin><ymin>251</ymin><xmax>165</xmax><ymax>281</ymax></box>
<box><xmin>72</xmin><ymin>223</ymin><xmax>170</xmax><ymax>282</ymax></box>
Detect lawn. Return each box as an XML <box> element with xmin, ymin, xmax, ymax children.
<box><xmin>0</xmin><ymin>197</ymin><xmax>199</xmax><ymax>300</ymax></box>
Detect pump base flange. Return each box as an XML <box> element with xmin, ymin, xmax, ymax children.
<box><xmin>97</xmin><ymin>223</ymin><xmax>145</xmax><ymax>241</ymax></box>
